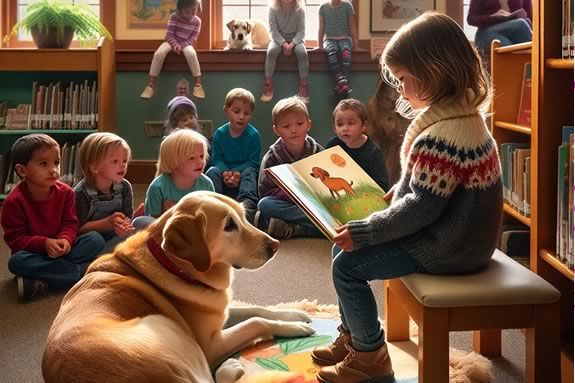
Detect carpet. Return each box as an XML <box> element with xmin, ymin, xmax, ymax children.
<box><xmin>230</xmin><ymin>300</ymin><xmax>494</xmax><ymax>383</ymax></box>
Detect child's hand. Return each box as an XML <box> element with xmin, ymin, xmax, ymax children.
<box><xmin>333</xmin><ymin>225</ymin><xmax>354</xmax><ymax>252</ymax></box>
<box><xmin>173</xmin><ymin>44</ymin><xmax>182</xmax><ymax>54</ymax></box>
<box><xmin>133</xmin><ymin>202</ymin><xmax>145</xmax><ymax>218</ymax></box>
<box><xmin>45</xmin><ymin>238</ymin><xmax>70</xmax><ymax>258</ymax></box>
<box><xmin>108</xmin><ymin>212</ymin><xmax>126</xmax><ymax>231</ymax></box>
<box><xmin>115</xmin><ymin>217</ymin><xmax>135</xmax><ymax>237</ymax></box>
<box><xmin>163</xmin><ymin>200</ymin><xmax>176</xmax><ymax>212</ymax></box>
<box><xmin>383</xmin><ymin>185</ymin><xmax>396</xmax><ymax>202</ymax></box>
<box><xmin>223</xmin><ymin>171</ymin><xmax>238</xmax><ymax>188</ymax></box>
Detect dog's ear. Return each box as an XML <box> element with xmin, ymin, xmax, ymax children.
<box><xmin>246</xmin><ymin>21</ymin><xmax>253</xmax><ymax>33</ymax></box>
<box><xmin>226</xmin><ymin>20</ymin><xmax>235</xmax><ymax>32</ymax></box>
<box><xmin>162</xmin><ymin>212</ymin><xmax>210</xmax><ymax>272</ymax></box>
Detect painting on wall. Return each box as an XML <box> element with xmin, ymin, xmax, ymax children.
<box><xmin>128</xmin><ymin>0</ymin><xmax>175</xmax><ymax>29</ymax></box>
<box><xmin>371</xmin><ymin>0</ymin><xmax>436</xmax><ymax>32</ymax></box>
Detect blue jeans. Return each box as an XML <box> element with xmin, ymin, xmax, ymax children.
<box><xmin>7</xmin><ymin>231</ymin><xmax>105</xmax><ymax>289</ymax></box>
<box><xmin>331</xmin><ymin>242</ymin><xmax>424</xmax><ymax>352</ymax></box>
<box><xmin>257</xmin><ymin>196</ymin><xmax>322</xmax><ymax>237</ymax></box>
<box><xmin>475</xmin><ymin>18</ymin><xmax>532</xmax><ymax>51</ymax></box>
<box><xmin>206</xmin><ymin>166</ymin><xmax>259</xmax><ymax>208</ymax></box>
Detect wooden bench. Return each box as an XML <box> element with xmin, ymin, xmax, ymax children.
<box><xmin>385</xmin><ymin>249</ymin><xmax>561</xmax><ymax>382</ymax></box>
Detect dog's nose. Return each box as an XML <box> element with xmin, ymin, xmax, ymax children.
<box><xmin>238</xmin><ymin>34</ymin><xmax>243</xmax><ymax>40</ymax></box>
<box><xmin>266</xmin><ymin>238</ymin><xmax>280</xmax><ymax>257</ymax></box>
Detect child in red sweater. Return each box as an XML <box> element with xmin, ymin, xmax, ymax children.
<box><xmin>1</xmin><ymin>134</ymin><xmax>104</xmax><ymax>301</ymax></box>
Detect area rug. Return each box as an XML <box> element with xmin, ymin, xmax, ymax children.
<box><xmin>230</xmin><ymin>300</ymin><xmax>494</xmax><ymax>383</ymax></box>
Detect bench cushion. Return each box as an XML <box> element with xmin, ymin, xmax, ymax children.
<box><xmin>400</xmin><ymin>249</ymin><xmax>560</xmax><ymax>307</ymax></box>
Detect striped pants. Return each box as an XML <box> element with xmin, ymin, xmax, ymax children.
<box><xmin>323</xmin><ymin>38</ymin><xmax>353</xmax><ymax>84</ymax></box>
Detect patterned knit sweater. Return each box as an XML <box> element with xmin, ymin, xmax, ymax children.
<box><xmin>347</xmin><ymin>93</ymin><xmax>503</xmax><ymax>274</ymax></box>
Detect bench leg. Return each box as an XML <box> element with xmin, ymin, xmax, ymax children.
<box><xmin>472</xmin><ymin>330</ymin><xmax>502</xmax><ymax>356</ymax></box>
<box><xmin>526</xmin><ymin>302</ymin><xmax>560</xmax><ymax>383</ymax></box>
<box><xmin>419</xmin><ymin>307</ymin><xmax>449</xmax><ymax>383</ymax></box>
<box><xmin>384</xmin><ymin>280</ymin><xmax>410</xmax><ymax>341</ymax></box>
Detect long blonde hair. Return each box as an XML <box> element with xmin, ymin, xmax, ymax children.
<box><xmin>382</xmin><ymin>12</ymin><xmax>491</xmax><ymax>117</ymax></box>
<box><xmin>79</xmin><ymin>132</ymin><xmax>131</xmax><ymax>187</ymax></box>
<box><xmin>156</xmin><ymin>129</ymin><xmax>208</xmax><ymax>176</ymax></box>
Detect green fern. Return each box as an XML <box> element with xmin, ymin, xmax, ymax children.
<box><xmin>5</xmin><ymin>0</ymin><xmax>112</xmax><ymax>44</ymax></box>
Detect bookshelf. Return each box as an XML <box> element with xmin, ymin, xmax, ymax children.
<box><xmin>491</xmin><ymin>1</ymin><xmax>574</xmax><ymax>381</ymax></box>
<box><xmin>0</xmin><ymin>37</ymin><xmax>115</xmax><ymax>200</ymax></box>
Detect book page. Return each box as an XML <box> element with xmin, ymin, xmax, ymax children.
<box><xmin>268</xmin><ymin>146</ymin><xmax>389</xmax><ymax>240</ymax></box>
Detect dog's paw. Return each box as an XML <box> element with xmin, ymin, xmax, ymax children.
<box><xmin>215</xmin><ymin>358</ymin><xmax>245</xmax><ymax>383</ymax></box>
<box><xmin>271</xmin><ymin>321</ymin><xmax>315</xmax><ymax>337</ymax></box>
<box><xmin>268</xmin><ymin>309</ymin><xmax>312</xmax><ymax>323</ymax></box>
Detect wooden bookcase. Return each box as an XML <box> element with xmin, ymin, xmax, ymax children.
<box><xmin>0</xmin><ymin>37</ymin><xmax>115</xmax><ymax>200</ymax></box>
<box><xmin>491</xmin><ymin>1</ymin><xmax>574</xmax><ymax>381</ymax></box>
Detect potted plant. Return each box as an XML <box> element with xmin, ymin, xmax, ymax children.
<box><xmin>4</xmin><ymin>0</ymin><xmax>112</xmax><ymax>48</ymax></box>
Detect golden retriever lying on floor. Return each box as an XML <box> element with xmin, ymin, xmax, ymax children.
<box><xmin>42</xmin><ymin>191</ymin><xmax>314</xmax><ymax>383</ymax></box>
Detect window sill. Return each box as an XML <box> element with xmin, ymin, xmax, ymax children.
<box><xmin>116</xmin><ymin>48</ymin><xmax>378</xmax><ymax>72</ymax></box>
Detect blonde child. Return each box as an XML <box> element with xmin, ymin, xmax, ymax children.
<box><xmin>1</xmin><ymin>134</ymin><xmax>104</xmax><ymax>301</ymax></box>
<box><xmin>74</xmin><ymin>132</ymin><xmax>140</xmax><ymax>254</ymax></box>
<box><xmin>317</xmin><ymin>0</ymin><xmax>358</xmax><ymax>97</ymax></box>
<box><xmin>162</xmin><ymin>95</ymin><xmax>199</xmax><ymax>136</ymax></box>
<box><xmin>312</xmin><ymin>13</ymin><xmax>503</xmax><ymax>382</ymax></box>
<box><xmin>261</xmin><ymin>0</ymin><xmax>309</xmax><ymax>103</ymax></box>
<box><xmin>326</xmin><ymin>98</ymin><xmax>388</xmax><ymax>190</ymax></box>
<box><xmin>257</xmin><ymin>96</ymin><xmax>323</xmax><ymax>239</ymax></box>
<box><xmin>140</xmin><ymin>0</ymin><xmax>206</xmax><ymax>99</ymax></box>
<box><xmin>206</xmin><ymin>88</ymin><xmax>261</xmax><ymax>223</ymax></box>
<box><xmin>133</xmin><ymin>129</ymin><xmax>214</xmax><ymax>228</ymax></box>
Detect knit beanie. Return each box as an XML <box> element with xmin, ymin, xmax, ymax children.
<box><xmin>167</xmin><ymin>96</ymin><xmax>197</xmax><ymax>117</ymax></box>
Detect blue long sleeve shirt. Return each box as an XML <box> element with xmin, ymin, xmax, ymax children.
<box><xmin>211</xmin><ymin>122</ymin><xmax>261</xmax><ymax>172</ymax></box>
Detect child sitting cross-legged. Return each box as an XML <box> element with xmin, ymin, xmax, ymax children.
<box><xmin>132</xmin><ymin>129</ymin><xmax>214</xmax><ymax>229</ymax></box>
<box><xmin>206</xmin><ymin>88</ymin><xmax>261</xmax><ymax>224</ymax></box>
<box><xmin>74</xmin><ymin>132</ymin><xmax>141</xmax><ymax>254</ymax></box>
<box><xmin>326</xmin><ymin>98</ymin><xmax>389</xmax><ymax>190</ymax></box>
<box><xmin>1</xmin><ymin>134</ymin><xmax>105</xmax><ymax>301</ymax></box>
<box><xmin>257</xmin><ymin>96</ymin><xmax>324</xmax><ymax>239</ymax></box>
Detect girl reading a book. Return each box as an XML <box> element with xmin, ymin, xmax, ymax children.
<box><xmin>312</xmin><ymin>12</ymin><xmax>503</xmax><ymax>382</ymax></box>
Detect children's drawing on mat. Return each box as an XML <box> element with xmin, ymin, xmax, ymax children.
<box><xmin>129</xmin><ymin>0</ymin><xmax>175</xmax><ymax>29</ymax></box>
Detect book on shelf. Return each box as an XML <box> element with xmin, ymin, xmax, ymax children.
<box><xmin>562</xmin><ymin>0</ymin><xmax>574</xmax><ymax>58</ymax></box>
<box><xmin>266</xmin><ymin>146</ymin><xmax>389</xmax><ymax>240</ymax></box>
<box><xmin>500</xmin><ymin>142</ymin><xmax>529</xmax><ymax>207</ymax></box>
<box><xmin>0</xmin><ymin>101</ymin><xmax>7</xmax><ymax>128</ymax></box>
<box><xmin>516</xmin><ymin>62</ymin><xmax>532</xmax><ymax>127</ymax></box>
<box><xmin>4</xmin><ymin>104</ymin><xmax>32</xmax><ymax>130</ymax></box>
<box><xmin>556</xmin><ymin>126</ymin><xmax>574</xmax><ymax>268</ymax></box>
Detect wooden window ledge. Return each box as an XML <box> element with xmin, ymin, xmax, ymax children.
<box><xmin>116</xmin><ymin>48</ymin><xmax>378</xmax><ymax>72</ymax></box>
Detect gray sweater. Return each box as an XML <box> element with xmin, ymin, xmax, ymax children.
<box><xmin>348</xmin><ymin>93</ymin><xmax>503</xmax><ymax>274</ymax></box>
<box><xmin>268</xmin><ymin>6</ymin><xmax>306</xmax><ymax>45</ymax></box>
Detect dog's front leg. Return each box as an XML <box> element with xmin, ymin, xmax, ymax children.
<box><xmin>206</xmin><ymin>317</ymin><xmax>314</xmax><ymax>368</ymax></box>
<box><xmin>226</xmin><ymin>306</ymin><xmax>311</xmax><ymax>327</ymax></box>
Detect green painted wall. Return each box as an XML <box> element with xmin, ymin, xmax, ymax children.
<box><xmin>116</xmin><ymin>70</ymin><xmax>380</xmax><ymax>160</ymax></box>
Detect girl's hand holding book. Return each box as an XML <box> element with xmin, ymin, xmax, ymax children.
<box><xmin>333</xmin><ymin>225</ymin><xmax>354</xmax><ymax>252</ymax></box>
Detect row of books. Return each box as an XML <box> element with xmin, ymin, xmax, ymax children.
<box><xmin>0</xmin><ymin>140</ymin><xmax>84</xmax><ymax>196</ymax></box>
<box><xmin>500</xmin><ymin>143</ymin><xmax>531</xmax><ymax>217</ymax></box>
<box><xmin>556</xmin><ymin>126</ymin><xmax>574</xmax><ymax>269</ymax></box>
<box><xmin>0</xmin><ymin>80</ymin><xmax>98</xmax><ymax>131</ymax></box>
<box><xmin>562</xmin><ymin>0</ymin><xmax>574</xmax><ymax>58</ymax></box>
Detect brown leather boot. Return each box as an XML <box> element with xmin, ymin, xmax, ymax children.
<box><xmin>312</xmin><ymin>325</ymin><xmax>351</xmax><ymax>366</ymax></box>
<box><xmin>317</xmin><ymin>343</ymin><xmax>395</xmax><ymax>383</ymax></box>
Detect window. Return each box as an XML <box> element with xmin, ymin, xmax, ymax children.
<box><xmin>15</xmin><ymin>0</ymin><xmax>100</xmax><ymax>40</ymax></box>
<box><xmin>218</xmin><ymin>0</ymin><xmax>328</xmax><ymax>47</ymax></box>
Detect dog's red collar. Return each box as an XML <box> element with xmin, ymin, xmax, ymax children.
<box><xmin>146</xmin><ymin>237</ymin><xmax>207</xmax><ymax>287</ymax></box>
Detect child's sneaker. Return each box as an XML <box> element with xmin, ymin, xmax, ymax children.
<box><xmin>140</xmin><ymin>85</ymin><xmax>154</xmax><ymax>99</ymax></box>
<box><xmin>17</xmin><ymin>277</ymin><xmax>48</xmax><ymax>301</ymax></box>
<box><xmin>261</xmin><ymin>81</ymin><xmax>274</xmax><ymax>102</ymax></box>
<box><xmin>267</xmin><ymin>218</ymin><xmax>307</xmax><ymax>239</ymax></box>
<box><xmin>297</xmin><ymin>83</ymin><xmax>309</xmax><ymax>103</ymax></box>
<box><xmin>192</xmin><ymin>84</ymin><xmax>206</xmax><ymax>98</ymax></box>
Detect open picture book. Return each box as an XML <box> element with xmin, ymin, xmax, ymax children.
<box><xmin>266</xmin><ymin>146</ymin><xmax>388</xmax><ymax>240</ymax></box>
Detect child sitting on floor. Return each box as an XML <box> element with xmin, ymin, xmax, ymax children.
<box><xmin>1</xmin><ymin>134</ymin><xmax>104</xmax><ymax>301</ymax></box>
<box><xmin>74</xmin><ymin>132</ymin><xmax>141</xmax><ymax>254</ymax></box>
<box><xmin>206</xmin><ymin>88</ymin><xmax>261</xmax><ymax>223</ymax></box>
<box><xmin>257</xmin><ymin>96</ymin><xmax>323</xmax><ymax>239</ymax></box>
<box><xmin>326</xmin><ymin>98</ymin><xmax>389</xmax><ymax>190</ymax></box>
<box><xmin>133</xmin><ymin>129</ymin><xmax>214</xmax><ymax>229</ymax></box>
<box><xmin>162</xmin><ymin>95</ymin><xmax>200</xmax><ymax>136</ymax></box>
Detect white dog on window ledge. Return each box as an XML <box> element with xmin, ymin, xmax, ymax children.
<box><xmin>224</xmin><ymin>19</ymin><xmax>271</xmax><ymax>50</ymax></box>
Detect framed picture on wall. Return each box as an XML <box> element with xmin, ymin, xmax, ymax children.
<box><xmin>371</xmin><ymin>0</ymin><xmax>436</xmax><ymax>32</ymax></box>
<box><xmin>128</xmin><ymin>0</ymin><xmax>175</xmax><ymax>29</ymax></box>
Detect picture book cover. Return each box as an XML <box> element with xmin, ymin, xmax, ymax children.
<box><xmin>266</xmin><ymin>146</ymin><xmax>389</xmax><ymax>240</ymax></box>
<box><xmin>516</xmin><ymin>62</ymin><xmax>532</xmax><ymax>127</ymax></box>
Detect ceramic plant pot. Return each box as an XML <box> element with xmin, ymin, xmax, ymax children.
<box><xmin>31</xmin><ymin>25</ymin><xmax>74</xmax><ymax>48</ymax></box>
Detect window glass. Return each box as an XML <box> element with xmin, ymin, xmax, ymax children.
<box><xmin>16</xmin><ymin>0</ymin><xmax>100</xmax><ymax>40</ymax></box>
<box><xmin>462</xmin><ymin>1</ymin><xmax>477</xmax><ymax>42</ymax></box>
<box><xmin>221</xmin><ymin>0</ymin><xmax>321</xmax><ymax>42</ymax></box>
